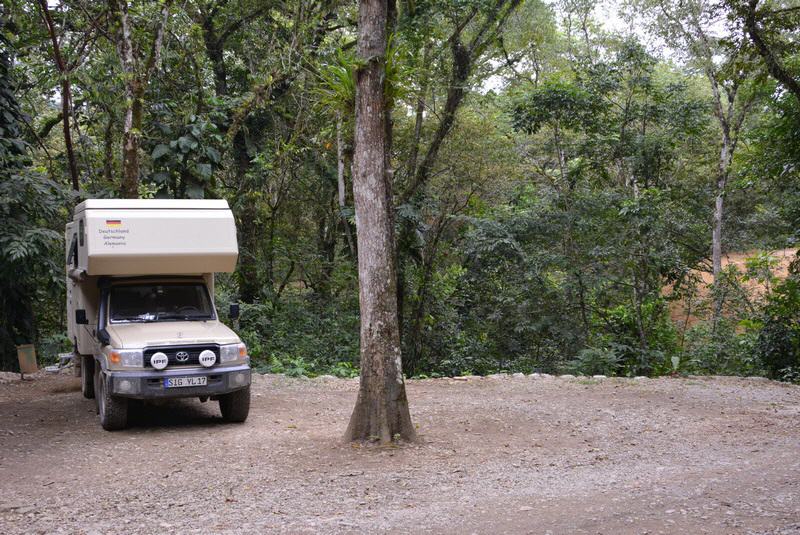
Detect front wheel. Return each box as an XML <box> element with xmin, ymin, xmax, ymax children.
<box><xmin>81</xmin><ymin>355</ymin><xmax>95</xmax><ymax>399</ymax></box>
<box><xmin>219</xmin><ymin>386</ymin><xmax>250</xmax><ymax>423</ymax></box>
<box><xmin>95</xmin><ymin>368</ymin><xmax>128</xmax><ymax>431</ymax></box>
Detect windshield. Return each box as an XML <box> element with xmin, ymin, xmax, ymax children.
<box><xmin>109</xmin><ymin>283</ymin><xmax>215</xmax><ymax>323</ymax></box>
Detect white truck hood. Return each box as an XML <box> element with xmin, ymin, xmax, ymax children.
<box><xmin>106</xmin><ymin>320</ymin><xmax>240</xmax><ymax>348</ymax></box>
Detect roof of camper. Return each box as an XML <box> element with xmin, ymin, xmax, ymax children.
<box><xmin>75</xmin><ymin>199</ymin><xmax>230</xmax><ymax>214</ymax></box>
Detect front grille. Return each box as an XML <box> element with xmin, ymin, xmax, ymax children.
<box><xmin>143</xmin><ymin>345</ymin><xmax>220</xmax><ymax>368</ymax></box>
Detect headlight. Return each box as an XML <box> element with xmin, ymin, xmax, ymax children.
<box><xmin>220</xmin><ymin>343</ymin><xmax>247</xmax><ymax>363</ymax></box>
<box><xmin>108</xmin><ymin>349</ymin><xmax>143</xmax><ymax>368</ymax></box>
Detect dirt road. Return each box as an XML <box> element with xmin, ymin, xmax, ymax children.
<box><xmin>0</xmin><ymin>372</ymin><xmax>798</xmax><ymax>534</ymax></box>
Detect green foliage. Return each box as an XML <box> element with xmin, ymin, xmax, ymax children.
<box><xmin>316</xmin><ymin>50</ymin><xmax>356</xmax><ymax>115</ymax></box>
<box><xmin>148</xmin><ymin>113</ymin><xmax>224</xmax><ymax>198</ymax></box>
<box><xmin>0</xmin><ymin>34</ymin><xmax>69</xmax><ymax>369</ymax></box>
<box><xmin>234</xmin><ymin>292</ymin><xmax>360</xmax><ymax>377</ymax></box>
<box><xmin>4</xmin><ymin>0</ymin><xmax>800</xmax><ymax>383</ymax></box>
<box><xmin>756</xmin><ymin>268</ymin><xmax>800</xmax><ymax>380</ymax></box>
<box><xmin>683</xmin><ymin>320</ymin><xmax>764</xmax><ymax>377</ymax></box>
<box><xmin>569</xmin><ymin>347</ymin><xmax>621</xmax><ymax>376</ymax></box>
<box><xmin>511</xmin><ymin>78</ymin><xmax>600</xmax><ymax>134</ymax></box>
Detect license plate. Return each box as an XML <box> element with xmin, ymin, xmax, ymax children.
<box><xmin>164</xmin><ymin>376</ymin><xmax>207</xmax><ymax>388</ymax></box>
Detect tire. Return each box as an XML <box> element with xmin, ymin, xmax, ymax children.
<box><xmin>95</xmin><ymin>368</ymin><xmax>128</xmax><ymax>431</ymax></box>
<box><xmin>219</xmin><ymin>386</ymin><xmax>250</xmax><ymax>423</ymax></box>
<box><xmin>81</xmin><ymin>355</ymin><xmax>95</xmax><ymax>399</ymax></box>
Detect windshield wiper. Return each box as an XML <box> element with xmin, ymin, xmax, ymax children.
<box><xmin>156</xmin><ymin>312</ymin><xmax>213</xmax><ymax>321</ymax></box>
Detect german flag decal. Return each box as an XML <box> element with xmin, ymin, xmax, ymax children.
<box><xmin>105</xmin><ymin>219</ymin><xmax>122</xmax><ymax>227</ymax></box>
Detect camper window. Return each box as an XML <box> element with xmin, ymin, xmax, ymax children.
<box><xmin>68</xmin><ymin>234</ymin><xmax>78</xmax><ymax>268</ymax></box>
<box><xmin>109</xmin><ymin>283</ymin><xmax>215</xmax><ymax>323</ymax></box>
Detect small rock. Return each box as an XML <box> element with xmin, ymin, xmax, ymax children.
<box><xmin>560</xmin><ymin>374</ymin><xmax>575</xmax><ymax>379</ymax></box>
<box><xmin>512</xmin><ymin>373</ymin><xmax>525</xmax><ymax>379</ymax></box>
<box><xmin>634</xmin><ymin>376</ymin><xmax>648</xmax><ymax>380</ymax></box>
<box><xmin>316</xmin><ymin>375</ymin><xmax>337</xmax><ymax>381</ymax></box>
<box><xmin>593</xmin><ymin>375</ymin><xmax>607</xmax><ymax>380</ymax></box>
<box><xmin>487</xmin><ymin>373</ymin><xmax>507</xmax><ymax>380</ymax></box>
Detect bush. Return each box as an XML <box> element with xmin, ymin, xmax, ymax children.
<box><xmin>227</xmin><ymin>291</ymin><xmax>361</xmax><ymax>377</ymax></box>
<box><xmin>756</xmin><ymin>272</ymin><xmax>800</xmax><ymax>380</ymax></box>
<box><xmin>569</xmin><ymin>347</ymin><xmax>621</xmax><ymax>376</ymax></box>
<box><xmin>682</xmin><ymin>320</ymin><xmax>763</xmax><ymax>376</ymax></box>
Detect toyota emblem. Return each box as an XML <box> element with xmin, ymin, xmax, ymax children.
<box><xmin>175</xmin><ymin>351</ymin><xmax>190</xmax><ymax>362</ymax></box>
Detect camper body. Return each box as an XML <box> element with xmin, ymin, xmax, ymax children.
<box><xmin>66</xmin><ymin>199</ymin><xmax>251</xmax><ymax>430</ymax></box>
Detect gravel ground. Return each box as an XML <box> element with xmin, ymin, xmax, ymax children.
<box><xmin>0</xmin><ymin>372</ymin><xmax>799</xmax><ymax>534</ymax></box>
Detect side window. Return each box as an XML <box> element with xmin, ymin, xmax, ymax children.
<box><xmin>68</xmin><ymin>234</ymin><xmax>78</xmax><ymax>268</ymax></box>
<box><xmin>78</xmin><ymin>219</ymin><xmax>85</xmax><ymax>247</ymax></box>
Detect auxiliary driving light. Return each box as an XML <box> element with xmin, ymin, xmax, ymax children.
<box><xmin>113</xmin><ymin>378</ymin><xmax>139</xmax><ymax>395</ymax></box>
<box><xmin>233</xmin><ymin>372</ymin><xmax>247</xmax><ymax>385</ymax></box>
<box><xmin>199</xmin><ymin>349</ymin><xmax>217</xmax><ymax>368</ymax></box>
<box><xmin>150</xmin><ymin>352</ymin><xmax>168</xmax><ymax>370</ymax></box>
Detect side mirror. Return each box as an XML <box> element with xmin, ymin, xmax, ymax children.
<box><xmin>229</xmin><ymin>303</ymin><xmax>240</xmax><ymax>320</ymax></box>
<box><xmin>75</xmin><ymin>309</ymin><xmax>89</xmax><ymax>325</ymax></box>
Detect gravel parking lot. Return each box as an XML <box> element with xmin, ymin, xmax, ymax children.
<box><xmin>0</xmin><ymin>372</ymin><xmax>799</xmax><ymax>534</ymax></box>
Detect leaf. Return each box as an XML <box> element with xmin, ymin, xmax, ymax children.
<box><xmin>196</xmin><ymin>163</ymin><xmax>212</xmax><ymax>180</ymax></box>
<box><xmin>205</xmin><ymin>146</ymin><xmax>221</xmax><ymax>164</ymax></box>
<box><xmin>177</xmin><ymin>136</ymin><xmax>198</xmax><ymax>153</ymax></box>
<box><xmin>151</xmin><ymin>144</ymin><xmax>171</xmax><ymax>160</ymax></box>
<box><xmin>186</xmin><ymin>183</ymin><xmax>205</xmax><ymax>199</ymax></box>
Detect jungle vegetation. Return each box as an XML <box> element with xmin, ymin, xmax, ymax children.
<box><xmin>1</xmin><ymin>0</ymin><xmax>799</xmax><ymax>384</ymax></box>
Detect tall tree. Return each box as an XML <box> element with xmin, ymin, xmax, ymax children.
<box><xmin>395</xmin><ymin>0</ymin><xmax>522</xmax><ymax>363</ymax></box>
<box><xmin>644</xmin><ymin>0</ymin><xmax>760</xmax><ymax>324</ymax></box>
<box><xmin>36</xmin><ymin>0</ymin><xmax>80</xmax><ymax>191</ymax></box>
<box><xmin>107</xmin><ymin>0</ymin><xmax>172</xmax><ymax>198</ymax></box>
<box><xmin>345</xmin><ymin>0</ymin><xmax>415</xmax><ymax>443</ymax></box>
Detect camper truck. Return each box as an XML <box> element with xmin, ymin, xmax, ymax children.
<box><xmin>66</xmin><ymin>199</ymin><xmax>251</xmax><ymax>430</ymax></box>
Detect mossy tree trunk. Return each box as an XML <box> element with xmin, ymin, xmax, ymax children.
<box><xmin>344</xmin><ymin>0</ymin><xmax>415</xmax><ymax>443</ymax></box>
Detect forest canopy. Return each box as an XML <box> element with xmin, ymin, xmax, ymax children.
<box><xmin>1</xmin><ymin>0</ymin><xmax>799</xmax><ymax>381</ymax></box>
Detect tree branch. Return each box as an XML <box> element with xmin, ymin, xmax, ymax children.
<box><xmin>743</xmin><ymin>0</ymin><xmax>800</xmax><ymax>105</ymax></box>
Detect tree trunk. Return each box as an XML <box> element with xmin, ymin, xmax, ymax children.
<box><xmin>37</xmin><ymin>0</ymin><xmax>79</xmax><ymax>191</ymax></box>
<box><xmin>337</xmin><ymin>113</ymin><xmax>357</xmax><ymax>258</ymax></box>
<box><xmin>204</xmin><ymin>33</ymin><xmax>228</xmax><ymax>96</ymax></box>
<box><xmin>103</xmin><ymin>112</ymin><xmax>115</xmax><ymax>184</ymax></box>
<box><xmin>405</xmin><ymin>220</ymin><xmax>445</xmax><ymax>377</ymax></box>
<box><xmin>237</xmin><ymin>195</ymin><xmax>261</xmax><ymax>303</ymax></box>
<box><xmin>712</xmin><ymin>186</ymin><xmax>724</xmax><ymax>278</ymax></box>
<box><xmin>120</xmin><ymin>85</ymin><xmax>144</xmax><ymax>198</ymax></box>
<box><xmin>711</xmin><ymin>134</ymin><xmax>732</xmax><ymax>327</ymax></box>
<box><xmin>314</xmin><ymin>196</ymin><xmax>337</xmax><ymax>300</ymax></box>
<box><xmin>110</xmin><ymin>0</ymin><xmax>171</xmax><ymax>198</ymax></box>
<box><xmin>405</xmin><ymin>44</ymin><xmax>430</xmax><ymax>181</ymax></box>
<box><xmin>345</xmin><ymin>0</ymin><xmax>415</xmax><ymax>443</ymax></box>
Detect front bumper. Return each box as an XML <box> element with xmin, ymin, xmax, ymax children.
<box><xmin>104</xmin><ymin>365</ymin><xmax>251</xmax><ymax>399</ymax></box>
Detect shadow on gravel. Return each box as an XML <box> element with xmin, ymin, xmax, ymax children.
<box><xmin>126</xmin><ymin>398</ymin><xmax>229</xmax><ymax>430</ymax></box>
